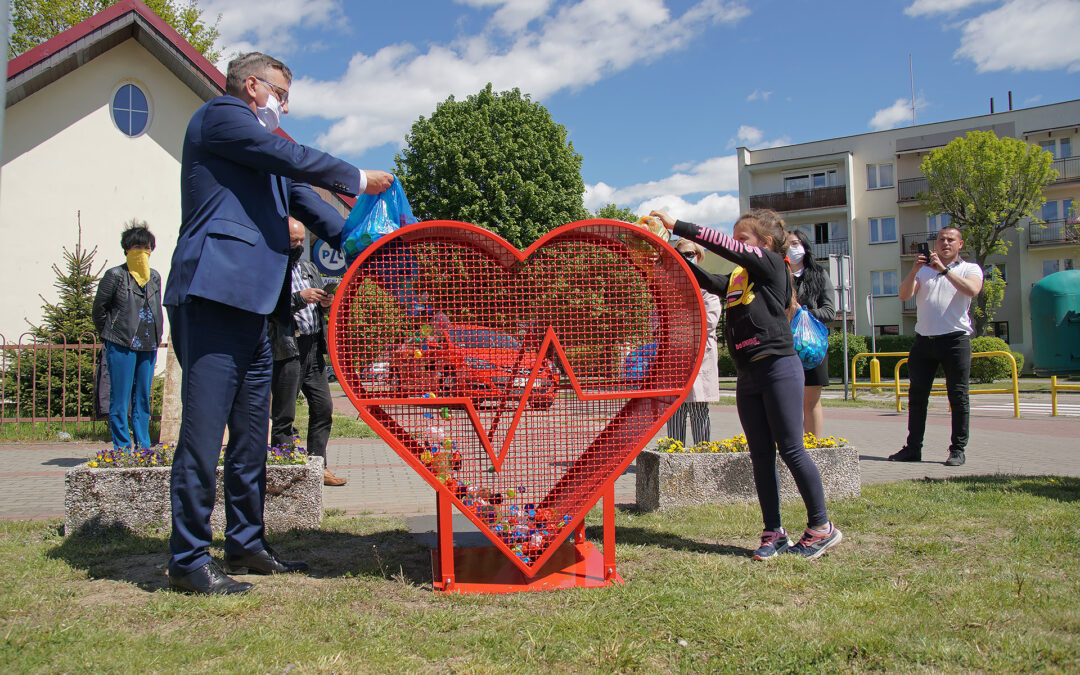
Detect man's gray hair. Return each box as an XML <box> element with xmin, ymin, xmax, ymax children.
<box><xmin>225</xmin><ymin>52</ymin><xmax>293</xmax><ymax>97</ymax></box>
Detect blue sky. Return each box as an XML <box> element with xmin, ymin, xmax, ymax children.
<box><xmin>202</xmin><ymin>0</ymin><xmax>1080</xmax><ymax>228</ymax></box>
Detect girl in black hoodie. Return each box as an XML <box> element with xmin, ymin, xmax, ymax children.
<box><xmin>651</xmin><ymin>208</ymin><xmax>842</xmax><ymax>561</ymax></box>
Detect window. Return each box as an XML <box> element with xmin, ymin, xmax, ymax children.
<box><xmin>111</xmin><ymin>82</ymin><xmax>150</xmax><ymax>136</ymax></box>
<box><xmin>927</xmin><ymin>213</ymin><xmax>952</xmax><ymax>232</ymax></box>
<box><xmin>1041</xmin><ymin>199</ymin><xmax>1075</xmax><ymax>223</ymax></box>
<box><xmin>784</xmin><ymin>169</ymin><xmax>838</xmax><ymax>192</ymax></box>
<box><xmin>876</xmin><ymin>324</ymin><xmax>900</xmax><ymax>336</ymax></box>
<box><xmin>1043</xmin><ymin>258</ymin><xmax>1076</xmax><ymax>277</ymax></box>
<box><xmin>867</xmin><ymin>163</ymin><xmax>894</xmax><ymax>190</ymax></box>
<box><xmin>814</xmin><ymin>223</ymin><xmax>829</xmax><ymax>244</ymax></box>
<box><xmin>869</xmin><ymin>216</ymin><xmax>897</xmax><ymax>243</ymax></box>
<box><xmin>988</xmin><ymin>321</ymin><xmax>1010</xmax><ymax>344</ymax></box>
<box><xmin>871</xmin><ymin>269</ymin><xmax>899</xmax><ymax>296</ymax></box>
<box><xmin>1039</xmin><ymin>138</ymin><xmax>1072</xmax><ymax>159</ymax></box>
<box><xmin>984</xmin><ymin>264</ymin><xmax>1007</xmax><ymax>283</ymax></box>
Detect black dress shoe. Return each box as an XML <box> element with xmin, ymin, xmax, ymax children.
<box><xmin>223</xmin><ymin>545</ymin><xmax>309</xmax><ymax>575</ymax></box>
<box><xmin>169</xmin><ymin>561</ymin><xmax>253</xmax><ymax>595</ymax></box>
<box><xmin>888</xmin><ymin>446</ymin><xmax>921</xmax><ymax>462</ymax></box>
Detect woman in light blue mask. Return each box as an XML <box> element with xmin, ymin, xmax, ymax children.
<box><xmin>786</xmin><ymin>230</ymin><xmax>835</xmax><ymax>438</ymax></box>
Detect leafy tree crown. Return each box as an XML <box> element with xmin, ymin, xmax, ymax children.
<box><xmin>9</xmin><ymin>0</ymin><xmax>221</xmax><ymax>62</ymax></box>
<box><xmin>394</xmin><ymin>83</ymin><xmax>587</xmax><ymax>249</ymax></box>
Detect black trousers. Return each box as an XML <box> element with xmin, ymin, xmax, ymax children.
<box><xmin>905</xmin><ymin>332</ymin><xmax>971</xmax><ymax>454</ymax></box>
<box><xmin>271</xmin><ymin>334</ymin><xmax>333</xmax><ymax>466</ymax></box>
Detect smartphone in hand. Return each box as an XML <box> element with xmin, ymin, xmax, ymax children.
<box><xmin>323</xmin><ymin>282</ymin><xmax>338</xmax><ymax>296</ymax></box>
<box><xmin>917</xmin><ymin>242</ymin><xmax>930</xmax><ymax>260</ymax></box>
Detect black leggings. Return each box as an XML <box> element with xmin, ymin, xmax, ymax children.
<box><xmin>736</xmin><ymin>354</ymin><xmax>828</xmax><ymax>531</ymax></box>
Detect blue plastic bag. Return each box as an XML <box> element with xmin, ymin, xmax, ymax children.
<box><xmin>791</xmin><ymin>306</ymin><xmax>828</xmax><ymax>370</ymax></box>
<box><xmin>341</xmin><ymin>179</ymin><xmax>418</xmax><ymax>260</ymax></box>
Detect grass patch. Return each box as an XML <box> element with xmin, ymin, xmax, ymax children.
<box><xmin>292</xmin><ymin>398</ymin><xmax>377</xmax><ymax>440</ymax></box>
<box><xmin>3</xmin><ymin>476</ymin><xmax>1078</xmax><ymax>671</ymax></box>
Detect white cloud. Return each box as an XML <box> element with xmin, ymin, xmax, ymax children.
<box><xmin>904</xmin><ymin>0</ymin><xmax>995</xmax><ymax>16</ymax></box>
<box><xmin>735</xmin><ymin>125</ymin><xmax>762</xmax><ymax>146</ymax></box>
<box><xmin>635</xmin><ymin>193</ymin><xmax>740</xmax><ymax>227</ymax></box>
<box><xmin>455</xmin><ymin>0</ymin><xmax>557</xmax><ymax>32</ymax></box>
<box><xmin>1023</xmin><ymin>94</ymin><xmax>1044</xmax><ymax>106</ymax></box>
<box><xmin>746</xmin><ymin>88</ymin><xmax>772</xmax><ymax>102</ymax></box>
<box><xmin>584</xmin><ymin>154</ymin><xmax>739</xmax><ymax>209</ymax></box>
<box><xmin>274</xmin><ymin>0</ymin><xmax>749</xmax><ymax>155</ymax></box>
<box><xmin>868</xmin><ymin>96</ymin><xmax>927</xmax><ymax>131</ymax></box>
<box><xmin>726</xmin><ymin>125</ymin><xmax>790</xmax><ymax>150</ymax></box>
<box><xmin>203</xmin><ymin>0</ymin><xmax>349</xmax><ymax>62</ymax></box>
<box><xmin>955</xmin><ymin>0</ymin><xmax>1080</xmax><ymax>73</ymax></box>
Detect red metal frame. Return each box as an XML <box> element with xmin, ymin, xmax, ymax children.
<box><xmin>329</xmin><ymin>219</ymin><xmax>705</xmax><ymax>590</ymax></box>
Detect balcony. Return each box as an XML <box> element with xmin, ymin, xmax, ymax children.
<box><xmin>897</xmin><ymin>177</ymin><xmax>928</xmax><ymax>204</ymax></box>
<box><xmin>809</xmin><ymin>237</ymin><xmax>850</xmax><ymax>260</ymax></box>
<box><xmin>748</xmin><ymin>185</ymin><xmax>847</xmax><ymax>213</ymax></box>
<box><xmin>1049</xmin><ymin>156</ymin><xmax>1080</xmax><ymax>184</ymax></box>
<box><xmin>902</xmin><ymin>297</ymin><xmax>917</xmax><ymax>314</ymax></box>
<box><xmin>1028</xmin><ymin>218</ymin><xmax>1080</xmax><ymax>247</ymax></box>
<box><xmin>900</xmin><ymin>231</ymin><xmax>971</xmax><ymax>257</ymax></box>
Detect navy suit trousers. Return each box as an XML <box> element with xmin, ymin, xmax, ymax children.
<box><xmin>167</xmin><ymin>298</ymin><xmax>273</xmax><ymax>575</ymax></box>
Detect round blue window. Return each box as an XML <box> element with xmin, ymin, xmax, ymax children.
<box><xmin>112</xmin><ymin>83</ymin><xmax>149</xmax><ymax>136</ymax></box>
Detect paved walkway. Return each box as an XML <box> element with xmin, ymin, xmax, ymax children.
<box><xmin>2</xmin><ymin>392</ymin><xmax>1078</xmax><ymax>521</ymax></box>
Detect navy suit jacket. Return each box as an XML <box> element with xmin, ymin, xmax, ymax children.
<box><xmin>164</xmin><ymin>95</ymin><xmax>360</xmax><ymax>315</ymax></box>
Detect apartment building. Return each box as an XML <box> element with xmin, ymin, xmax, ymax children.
<box><xmin>736</xmin><ymin>98</ymin><xmax>1080</xmax><ymax>369</ymax></box>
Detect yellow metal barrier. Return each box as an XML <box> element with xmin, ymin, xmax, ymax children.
<box><xmin>1051</xmin><ymin>376</ymin><xmax>1080</xmax><ymax>416</ymax></box>
<box><xmin>892</xmin><ymin>350</ymin><xmax>1019</xmax><ymax>418</ymax></box>
<box><xmin>849</xmin><ymin>352</ymin><xmax>910</xmax><ymax>400</ymax></box>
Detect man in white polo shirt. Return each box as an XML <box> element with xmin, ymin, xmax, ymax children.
<box><xmin>889</xmin><ymin>226</ymin><xmax>984</xmax><ymax>466</ymax></box>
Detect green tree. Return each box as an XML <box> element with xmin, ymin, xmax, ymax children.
<box><xmin>9</xmin><ymin>0</ymin><xmax>221</xmax><ymax>61</ymax></box>
<box><xmin>918</xmin><ymin>130</ymin><xmax>1056</xmax><ymax>335</ymax></box>
<box><xmin>591</xmin><ymin>203</ymin><xmax>640</xmax><ymax>223</ymax></box>
<box><xmin>4</xmin><ymin>216</ymin><xmax>104</xmax><ymax>419</ymax></box>
<box><xmin>394</xmin><ymin>84</ymin><xmax>588</xmax><ymax>250</ymax></box>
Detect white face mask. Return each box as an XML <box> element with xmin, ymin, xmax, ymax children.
<box><xmin>255</xmin><ymin>94</ymin><xmax>283</xmax><ymax>132</ymax></box>
<box><xmin>787</xmin><ymin>244</ymin><xmax>805</xmax><ymax>264</ymax></box>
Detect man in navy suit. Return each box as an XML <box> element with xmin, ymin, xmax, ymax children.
<box><xmin>164</xmin><ymin>52</ymin><xmax>394</xmax><ymax>595</ymax></box>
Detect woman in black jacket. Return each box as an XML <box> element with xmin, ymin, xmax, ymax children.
<box><xmin>786</xmin><ymin>230</ymin><xmax>836</xmax><ymax>438</ymax></box>
<box><xmin>92</xmin><ymin>223</ymin><xmax>163</xmax><ymax>450</ymax></box>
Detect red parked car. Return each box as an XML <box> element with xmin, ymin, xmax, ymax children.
<box><xmin>388</xmin><ymin>324</ymin><xmax>557</xmax><ymax>409</ymax></box>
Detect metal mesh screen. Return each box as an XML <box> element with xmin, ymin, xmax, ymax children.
<box><xmin>329</xmin><ymin>220</ymin><xmax>704</xmax><ymax>574</ymax></box>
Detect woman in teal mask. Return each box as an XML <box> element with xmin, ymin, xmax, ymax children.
<box><xmin>92</xmin><ymin>222</ymin><xmax>163</xmax><ymax>450</ymax></box>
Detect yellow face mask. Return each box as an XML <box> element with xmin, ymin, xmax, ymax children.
<box><xmin>126</xmin><ymin>249</ymin><xmax>151</xmax><ymax>287</ymax></box>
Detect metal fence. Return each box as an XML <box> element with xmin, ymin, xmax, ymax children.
<box><xmin>1</xmin><ymin>332</ymin><xmax>103</xmax><ymax>427</ymax></box>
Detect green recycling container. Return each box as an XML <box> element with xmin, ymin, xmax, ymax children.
<box><xmin>1030</xmin><ymin>270</ymin><xmax>1080</xmax><ymax>375</ymax></box>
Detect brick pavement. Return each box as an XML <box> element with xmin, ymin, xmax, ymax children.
<box><xmin>2</xmin><ymin>392</ymin><xmax>1078</xmax><ymax>522</ymax></box>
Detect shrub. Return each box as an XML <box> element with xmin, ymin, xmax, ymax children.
<box><xmin>828</xmin><ymin>332</ymin><xmax>868</xmax><ymax>379</ymax></box>
<box><xmin>873</xmin><ymin>334</ymin><xmax>917</xmax><ymax>379</ymax></box>
<box><xmin>970</xmin><ymin>336</ymin><xmax>1022</xmax><ymax>383</ymax></box>
<box><xmin>715</xmin><ymin>342</ymin><xmax>737</xmax><ymax>377</ymax></box>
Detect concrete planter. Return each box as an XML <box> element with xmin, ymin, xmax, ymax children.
<box><xmin>64</xmin><ymin>456</ymin><xmax>323</xmax><ymax>535</ymax></box>
<box><xmin>635</xmin><ymin>447</ymin><xmax>860</xmax><ymax>511</ymax></box>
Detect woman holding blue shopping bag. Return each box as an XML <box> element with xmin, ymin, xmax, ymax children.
<box><xmin>787</xmin><ymin>230</ymin><xmax>835</xmax><ymax>438</ymax></box>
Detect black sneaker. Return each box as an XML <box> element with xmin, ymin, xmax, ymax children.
<box><xmin>752</xmin><ymin>528</ymin><xmax>790</xmax><ymax>561</ymax></box>
<box><xmin>944</xmin><ymin>450</ymin><xmax>965</xmax><ymax>466</ymax></box>
<box><xmin>888</xmin><ymin>446</ymin><xmax>921</xmax><ymax>462</ymax></box>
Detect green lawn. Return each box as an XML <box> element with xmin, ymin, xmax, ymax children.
<box><xmin>2</xmin><ymin>476</ymin><xmax>1077</xmax><ymax>671</ymax></box>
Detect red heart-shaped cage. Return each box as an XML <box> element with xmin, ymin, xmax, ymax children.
<box><xmin>329</xmin><ymin>219</ymin><xmax>705</xmax><ymax>575</ymax></box>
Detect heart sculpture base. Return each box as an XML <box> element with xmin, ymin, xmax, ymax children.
<box><xmin>431</xmin><ymin>489</ymin><xmax>622</xmax><ymax>595</ymax></box>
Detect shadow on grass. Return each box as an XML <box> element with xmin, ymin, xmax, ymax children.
<box><xmin>584</xmin><ymin>523</ymin><xmax>752</xmax><ymax>558</ymax></box>
<box><xmin>47</xmin><ymin>520</ymin><xmax>435</xmax><ymax>593</ymax></box>
<box><xmin>919</xmin><ymin>474</ymin><xmax>1080</xmax><ymax>503</ymax></box>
